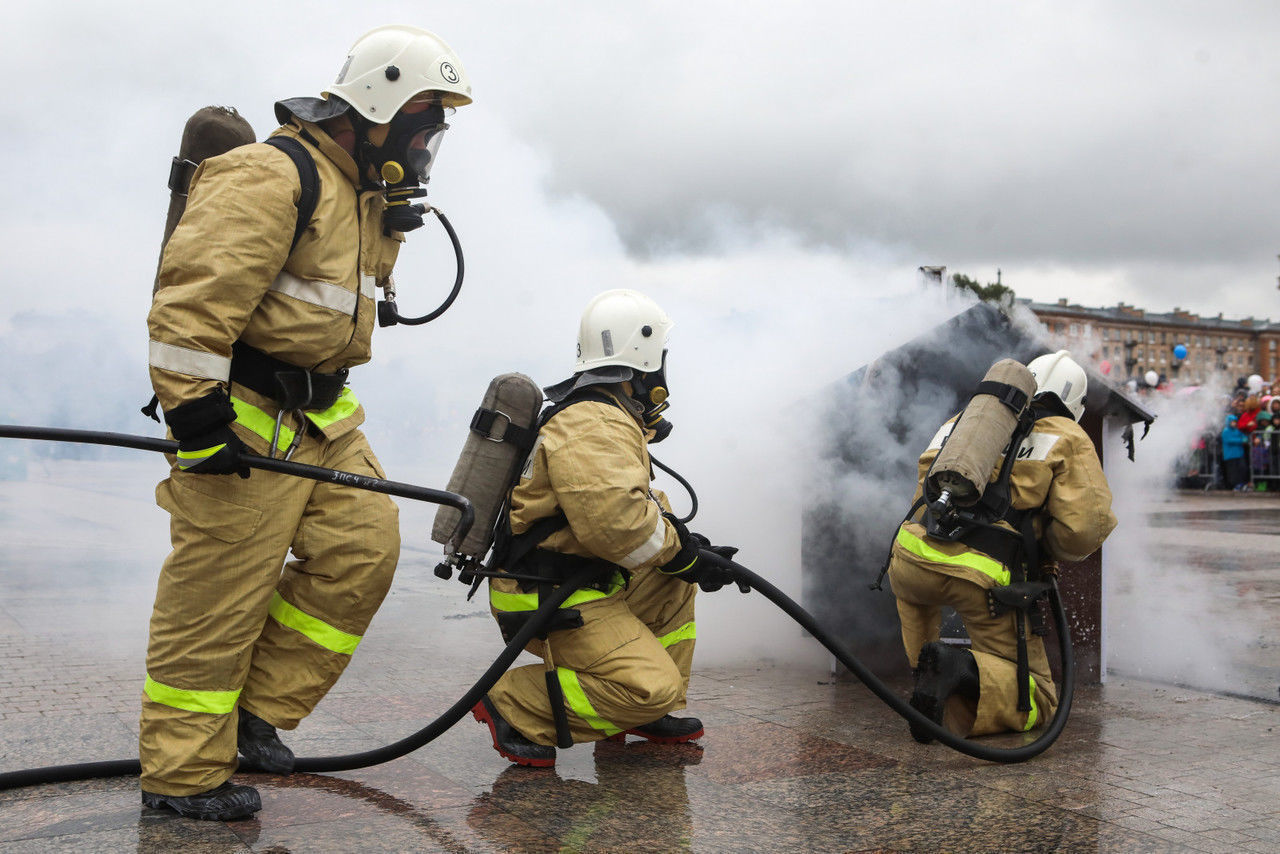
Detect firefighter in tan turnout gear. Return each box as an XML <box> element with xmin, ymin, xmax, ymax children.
<box><xmin>140</xmin><ymin>26</ymin><xmax>472</xmax><ymax>820</ymax></box>
<box><xmin>472</xmin><ymin>290</ymin><xmax>739</xmax><ymax>767</ymax></box>
<box><xmin>888</xmin><ymin>351</ymin><xmax>1116</xmax><ymax>740</ymax></box>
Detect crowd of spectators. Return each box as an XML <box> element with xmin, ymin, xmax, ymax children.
<box><xmin>1188</xmin><ymin>378</ymin><xmax>1279</xmax><ymax>491</ymax></box>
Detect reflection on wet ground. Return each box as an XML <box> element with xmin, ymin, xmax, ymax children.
<box><xmin>1146</xmin><ymin>507</ymin><xmax>1280</xmax><ymax>535</ymax></box>
<box><xmin>1</xmin><ymin>465</ymin><xmax>1277</xmax><ymax>852</ymax></box>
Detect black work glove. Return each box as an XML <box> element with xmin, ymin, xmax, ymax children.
<box><xmin>176</xmin><ymin>424</ymin><xmax>250</xmax><ymax>478</ymax></box>
<box><xmin>164</xmin><ymin>390</ymin><xmax>250</xmax><ymax>478</ymax></box>
<box><xmin>383</xmin><ymin>184</ymin><xmax>429</xmax><ymax>235</ymax></box>
<box><xmin>688</xmin><ymin>534</ymin><xmax>745</xmax><ymax>593</ymax></box>
<box><xmin>658</xmin><ymin>514</ymin><xmax>742</xmax><ymax>593</ymax></box>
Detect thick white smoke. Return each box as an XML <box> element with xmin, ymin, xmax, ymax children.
<box><xmin>1102</xmin><ymin>385</ymin><xmax>1272</xmax><ymax>699</ymax></box>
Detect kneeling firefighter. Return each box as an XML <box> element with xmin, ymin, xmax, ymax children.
<box><xmin>140</xmin><ymin>25</ymin><xmax>472</xmax><ymax>820</ymax></box>
<box><xmin>885</xmin><ymin>351</ymin><xmax>1116</xmax><ymax>741</ymax></box>
<box><xmin>471</xmin><ymin>289</ymin><xmax>740</xmax><ymax>767</ymax></box>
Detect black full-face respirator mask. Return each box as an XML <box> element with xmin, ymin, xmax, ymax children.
<box><xmin>630</xmin><ymin>350</ymin><xmax>674</xmax><ymax>444</ymax></box>
<box><xmin>353</xmin><ymin>101</ymin><xmax>450</xmax><ymax>235</ymax></box>
<box><xmin>348</xmin><ymin>98</ymin><xmax>465</xmax><ymax>328</ymax></box>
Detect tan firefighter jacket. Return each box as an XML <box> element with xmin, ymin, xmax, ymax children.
<box><xmin>893</xmin><ymin>412</ymin><xmax>1117</xmax><ymax>589</ymax></box>
<box><xmin>148</xmin><ymin>117</ymin><xmax>401</xmax><ymax>452</ymax></box>
<box><xmin>490</xmin><ymin>387</ymin><xmax>683</xmax><ymax>612</ymax></box>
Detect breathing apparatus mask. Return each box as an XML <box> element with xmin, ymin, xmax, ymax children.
<box><xmin>630</xmin><ymin>351</ymin><xmax>673</xmax><ymax>443</ymax></box>
<box><xmin>354</xmin><ymin>100</ymin><xmax>451</xmax><ymax>234</ymax></box>
<box><xmin>342</xmin><ymin>98</ymin><xmax>465</xmax><ymax>328</ymax></box>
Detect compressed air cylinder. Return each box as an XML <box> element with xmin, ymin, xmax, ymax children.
<box><xmin>925</xmin><ymin>358</ymin><xmax>1037</xmax><ymax>507</ymax></box>
<box><xmin>432</xmin><ymin>373</ymin><xmax>544</xmax><ymax>558</ymax></box>
<box><xmin>154</xmin><ymin>106</ymin><xmax>256</xmax><ymax>294</ymax></box>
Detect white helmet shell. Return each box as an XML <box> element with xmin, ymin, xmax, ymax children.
<box><xmin>325</xmin><ymin>25</ymin><xmax>472</xmax><ymax>123</ymax></box>
<box><xmin>575</xmin><ymin>290</ymin><xmax>673</xmax><ymax>373</ymax></box>
<box><xmin>1027</xmin><ymin>350</ymin><xmax>1088</xmax><ymax>421</ymax></box>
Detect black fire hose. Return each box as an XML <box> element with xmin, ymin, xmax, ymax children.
<box><xmin>0</xmin><ymin>564</ymin><xmax>599</xmax><ymax>790</ymax></box>
<box><xmin>0</xmin><ymin>425</ymin><xmax>473</xmax><ymax>525</ymax></box>
<box><xmin>0</xmin><ymin>424</ymin><xmax>1070</xmax><ymax>789</ymax></box>
<box><xmin>700</xmin><ymin>550</ymin><xmax>1075</xmax><ymax>763</ymax></box>
<box><xmin>377</xmin><ymin>207</ymin><xmax>464</xmax><ymax>328</ymax></box>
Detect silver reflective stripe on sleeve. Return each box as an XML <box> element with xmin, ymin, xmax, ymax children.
<box><xmin>360</xmin><ymin>273</ymin><xmax>378</xmax><ymax>300</ymax></box>
<box><xmin>617</xmin><ymin>513</ymin><xmax>668</xmax><ymax>569</ymax></box>
<box><xmin>927</xmin><ymin>421</ymin><xmax>955</xmax><ymax>451</ymax></box>
<box><xmin>269</xmin><ymin>271</ymin><xmax>358</xmax><ymax>315</ymax></box>
<box><xmin>148</xmin><ymin>340</ymin><xmax>232</xmax><ymax>381</ymax></box>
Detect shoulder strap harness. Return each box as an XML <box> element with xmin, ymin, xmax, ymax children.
<box><xmin>142</xmin><ymin>136</ymin><xmax>321</xmax><ymax>423</ymax></box>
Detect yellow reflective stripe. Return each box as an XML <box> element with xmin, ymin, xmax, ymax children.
<box><xmin>895</xmin><ymin>527</ymin><xmax>1011</xmax><ymax>586</ymax></box>
<box><xmin>305</xmin><ymin>387</ymin><xmax>359</xmax><ymax>431</ymax></box>
<box><xmin>658</xmin><ymin>621</ymin><xmax>696</xmax><ymax>648</ymax></box>
<box><xmin>489</xmin><ymin>572</ymin><xmax>625</xmax><ymax>612</ymax></box>
<box><xmin>657</xmin><ymin>556</ymin><xmax>697</xmax><ymax>576</ymax></box>
<box><xmin>229</xmin><ymin>396</ymin><xmax>293</xmax><ymax>453</ymax></box>
<box><xmin>557</xmin><ymin>667</ymin><xmax>622</xmax><ymax>736</ymax></box>
<box><xmin>268</xmin><ymin>591</ymin><xmax>361</xmax><ymax>654</ymax></box>
<box><xmin>1024</xmin><ymin>675</ymin><xmax>1039</xmax><ymax>731</ymax></box>
<box><xmin>144</xmin><ymin>674</ymin><xmax>240</xmax><ymax>715</ymax></box>
<box><xmin>176</xmin><ymin>443</ymin><xmax>225</xmax><ymax>467</ymax></box>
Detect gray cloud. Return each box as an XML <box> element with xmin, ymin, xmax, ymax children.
<box><xmin>6</xmin><ymin>1</ymin><xmax>1280</xmax><ymax>322</ymax></box>
<box><xmin>471</xmin><ymin>1</ymin><xmax>1280</xmax><ymax>314</ymax></box>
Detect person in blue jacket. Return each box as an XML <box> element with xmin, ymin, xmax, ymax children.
<box><xmin>1221</xmin><ymin>414</ymin><xmax>1249</xmax><ymax>490</ymax></box>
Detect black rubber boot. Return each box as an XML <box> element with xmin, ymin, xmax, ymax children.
<box><xmin>908</xmin><ymin>642</ymin><xmax>980</xmax><ymax>744</ymax></box>
<box><xmin>472</xmin><ymin>696</ymin><xmax>556</xmax><ymax>767</ymax></box>
<box><xmin>141</xmin><ymin>781</ymin><xmax>262</xmax><ymax>821</ymax></box>
<box><xmin>609</xmin><ymin>714</ymin><xmax>704</xmax><ymax>744</ymax></box>
<box><xmin>237</xmin><ymin>707</ymin><xmax>295</xmax><ymax>774</ymax></box>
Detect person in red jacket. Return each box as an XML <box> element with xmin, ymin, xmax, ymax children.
<box><xmin>1237</xmin><ymin>394</ymin><xmax>1262</xmax><ymax>434</ymax></box>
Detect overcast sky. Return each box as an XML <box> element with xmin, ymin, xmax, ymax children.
<box><xmin>5</xmin><ymin>0</ymin><xmax>1280</xmax><ymax>326</ymax></box>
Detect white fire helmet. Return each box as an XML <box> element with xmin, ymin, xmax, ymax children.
<box><xmin>325</xmin><ymin>25</ymin><xmax>473</xmax><ymax>123</ymax></box>
<box><xmin>1027</xmin><ymin>350</ymin><xmax>1087</xmax><ymax>421</ymax></box>
<box><xmin>574</xmin><ymin>290</ymin><xmax>673</xmax><ymax>373</ymax></box>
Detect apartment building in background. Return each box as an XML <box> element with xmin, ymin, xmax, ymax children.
<box><xmin>1024</xmin><ymin>298</ymin><xmax>1280</xmax><ymax>386</ymax></box>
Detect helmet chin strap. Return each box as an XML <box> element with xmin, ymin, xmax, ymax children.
<box><xmin>349</xmin><ymin>114</ymin><xmax>388</xmax><ymax>191</ymax></box>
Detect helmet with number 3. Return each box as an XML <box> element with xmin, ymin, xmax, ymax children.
<box><xmin>325</xmin><ymin>25</ymin><xmax>472</xmax><ymax>121</ymax></box>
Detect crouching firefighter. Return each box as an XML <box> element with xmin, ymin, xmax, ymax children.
<box><xmin>470</xmin><ymin>289</ymin><xmax>740</xmax><ymax>767</ymax></box>
<box><xmin>139</xmin><ymin>25</ymin><xmax>472</xmax><ymax>821</ymax></box>
<box><xmin>881</xmin><ymin>351</ymin><xmax>1116</xmax><ymax>741</ymax></box>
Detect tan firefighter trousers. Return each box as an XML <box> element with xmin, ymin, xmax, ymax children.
<box><xmin>888</xmin><ymin>558</ymin><xmax>1058</xmax><ymax>736</ymax></box>
<box><xmin>139</xmin><ymin>426</ymin><xmax>399</xmax><ymax>795</ymax></box>
<box><xmin>488</xmin><ymin>563</ymin><xmax>697</xmax><ymax>746</ymax></box>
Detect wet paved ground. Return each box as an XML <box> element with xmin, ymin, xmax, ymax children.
<box><xmin>1</xmin><ymin>460</ymin><xmax>1278</xmax><ymax>852</ymax></box>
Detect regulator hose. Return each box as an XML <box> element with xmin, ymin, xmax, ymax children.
<box><xmin>699</xmin><ymin>550</ymin><xmax>1074</xmax><ymax>763</ymax></box>
<box><xmin>648</xmin><ymin>453</ymin><xmax>698</xmax><ymax>524</ymax></box>
<box><xmin>0</xmin><ymin>564</ymin><xmax>599</xmax><ymax>791</ymax></box>
<box><xmin>377</xmin><ymin>207</ymin><xmax>464</xmax><ymax>327</ymax></box>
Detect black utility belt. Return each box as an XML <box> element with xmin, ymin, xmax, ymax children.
<box><xmin>514</xmin><ymin>549</ymin><xmax>623</xmax><ymax>594</ymax></box>
<box><xmin>230</xmin><ymin>341</ymin><xmax>348</xmax><ymax>411</ymax></box>
<box><xmin>956</xmin><ymin>525</ymin><xmax>1022</xmax><ymax>568</ymax></box>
